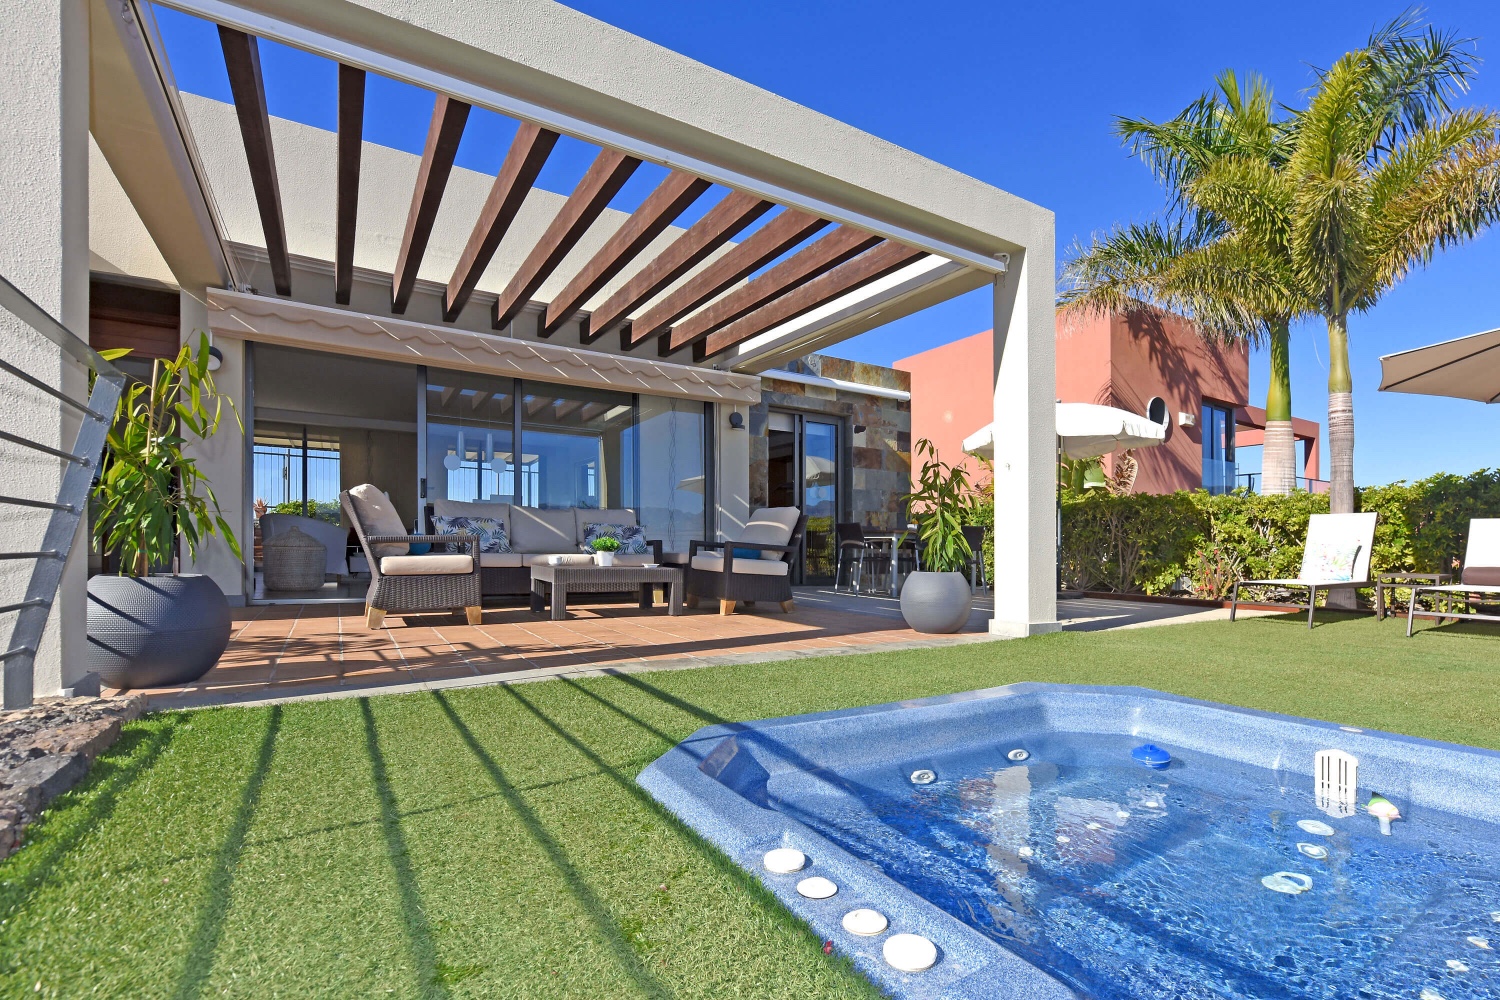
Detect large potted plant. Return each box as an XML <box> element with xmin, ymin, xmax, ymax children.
<box><xmin>86</xmin><ymin>335</ymin><xmax>242</xmax><ymax>689</ymax></box>
<box><xmin>900</xmin><ymin>439</ymin><xmax>978</xmax><ymax>633</ymax></box>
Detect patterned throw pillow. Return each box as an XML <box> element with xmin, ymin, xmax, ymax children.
<box><xmin>1301</xmin><ymin>541</ymin><xmax>1360</xmax><ymax>582</ymax></box>
<box><xmin>582</xmin><ymin>522</ymin><xmax>648</xmax><ymax>555</ymax></box>
<box><xmin>432</xmin><ymin>515</ymin><xmax>510</xmax><ymax>554</ymax></box>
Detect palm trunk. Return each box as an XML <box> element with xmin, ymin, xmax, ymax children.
<box><xmin>1325</xmin><ymin>315</ymin><xmax>1356</xmax><ymax>609</ymax></box>
<box><xmin>1260</xmin><ymin>322</ymin><xmax>1297</xmax><ymax>495</ymax></box>
<box><xmin>1326</xmin><ymin>316</ymin><xmax>1355</xmax><ymax>514</ymax></box>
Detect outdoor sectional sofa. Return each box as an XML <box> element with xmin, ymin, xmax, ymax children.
<box><xmin>424</xmin><ymin>499</ymin><xmax>664</xmax><ymax>599</ymax></box>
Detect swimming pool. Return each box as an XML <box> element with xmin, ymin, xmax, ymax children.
<box><xmin>637</xmin><ymin>684</ymin><xmax>1500</xmax><ymax>999</ymax></box>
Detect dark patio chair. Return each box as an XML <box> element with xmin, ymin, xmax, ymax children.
<box><xmin>342</xmin><ymin>486</ymin><xmax>482</xmax><ymax>629</ymax></box>
<box><xmin>686</xmin><ymin>508</ymin><xmax>807</xmax><ymax>615</ymax></box>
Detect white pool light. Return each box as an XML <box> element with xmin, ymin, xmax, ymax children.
<box><xmin>909</xmin><ymin>769</ymin><xmax>936</xmax><ymax>785</ymax></box>
<box><xmin>763</xmin><ymin>848</ymin><xmax>806</xmax><ymax>874</ymax></box>
<box><xmin>883</xmin><ymin>933</ymin><xmax>937</xmax><ymax>972</ymax></box>
<box><xmin>1296</xmin><ymin>842</ymin><xmax>1328</xmax><ymax>860</ymax></box>
<box><xmin>1007</xmin><ymin>748</ymin><xmax>1030</xmax><ymax>762</ymax></box>
<box><xmin>842</xmin><ymin>908</ymin><xmax>888</xmax><ymax>936</ymax></box>
<box><xmin>1261</xmin><ymin>872</ymin><xmax>1313</xmax><ymax>895</ymax></box>
<box><xmin>1017</xmin><ymin>845</ymin><xmax>1034</xmax><ymax>858</ymax></box>
<box><xmin>796</xmin><ymin>876</ymin><xmax>838</xmax><ymax>899</ymax></box>
<box><xmin>1296</xmin><ymin>819</ymin><xmax>1335</xmax><ymax>837</ymax></box>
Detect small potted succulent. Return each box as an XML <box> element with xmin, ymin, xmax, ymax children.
<box><xmin>899</xmin><ymin>439</ymin><xmax>979</xmax><ymax>633</ymax></box>
<box><xmin>590</xmin><ymin>535</ymin><xmax>621</xmax><ymax>567</ymax></box>
<box><xmin>86</xmin><ymin>334</ymin><xmax>242</xmax><ymax>689</ymax></box>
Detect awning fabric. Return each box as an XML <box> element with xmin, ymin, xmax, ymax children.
<box><xmin>963</xmin><ymin>402</ymin><xmax>1167</xmax><ymax>461</ymax></box>
<box><xmin>1378</xmin><ymin>328</ymin><xmax>1500</xmax><ymax>404</ymax></box>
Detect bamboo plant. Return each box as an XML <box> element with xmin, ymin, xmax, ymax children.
<box><xmin>906</xmin><ymin>439</ymin><xmax>980</xmax><ymax>574</ymax></box>
<box><xmin>93</xmin><ymin>334</ymin><xmax>242</xmax><ymax>576</ymax></box>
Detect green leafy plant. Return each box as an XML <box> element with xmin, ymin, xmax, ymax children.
<box><xmin>267</xmin><ymin>499</ymin><xmax>342</xmax><ymax>525</ymax></box>
<box><xmin>906</xmin><ymin>439</ymin><xmax>979</xmax><ymax>573</ymax></box>
<box><xmin>590</xmin><ymin>536</ymin><xmax>622</xmax><ymax>553</ymax></box>
<box><xmin>94</xmin><ymin>334</ymin><xmax>242</xmax><ymax>576</ymax></box>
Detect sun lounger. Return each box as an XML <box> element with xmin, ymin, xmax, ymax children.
<box><xmin>1230</xmin><ymin>512</ymin><xmax>1378</xmax><ymax>629</ymax></box>
<box><xmin>1405</xmin><ymin>518</ymin><xmax>1500</xmax><ymax>636</ymax></box>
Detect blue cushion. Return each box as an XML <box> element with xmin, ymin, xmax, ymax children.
<box><xmin>732</xmin><ymin>547</ymin><xmax>760</xmax><ymax>560</ymax></box>
<box><xmin>407</xmin><ymin>542</ymin><xmax>432</xmax><ymax>555</ymax></box>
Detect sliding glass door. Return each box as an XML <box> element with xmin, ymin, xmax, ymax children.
<box><xmin>766</xmin><ymin>410</ymin><xmax>841</xmax><ymax>584</ymax></box>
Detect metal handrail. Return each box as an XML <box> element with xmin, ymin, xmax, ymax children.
<box><xmin>0</xmin><ymin>273</ymin><xmax>127</xmax><ymax>707</ymax></box>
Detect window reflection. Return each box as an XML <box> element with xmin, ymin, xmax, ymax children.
<box><xmin>426</xmin><ymin>373</ymin><xmax>516</xmax><ymax>503</ymax></box>
<box><xmin>520</xmin><ymin>381</ymin><xmax>634</xmax><ymax>510</ymax></box>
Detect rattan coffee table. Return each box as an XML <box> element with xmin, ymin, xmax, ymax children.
<box><xmin>529</xmin><ymin>563</ymin><xmax>685</xmax><ymax>620</ymax></box>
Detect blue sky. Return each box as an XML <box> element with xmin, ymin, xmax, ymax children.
<box><xmin>154</xmin><ymin>1</ymin><xmax>1500</xmax><ymax>486</ymax></box>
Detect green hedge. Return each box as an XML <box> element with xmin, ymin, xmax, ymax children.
<box><xmin>1059</xmin><ymin>468</ymin><xmax>1500</xmax><ymax>597</ymax></box>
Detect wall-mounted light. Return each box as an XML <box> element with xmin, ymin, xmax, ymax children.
<box><xmin>728</xmin><ymin>410</ymin><xmax>745</xmax><ymax>430</ymax></box>
<box><xmin>206</xmin><ymin>345</ymin><xmax>224</xmax><ymax>372</ymax></box>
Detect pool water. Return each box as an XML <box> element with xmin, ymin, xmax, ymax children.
<box><xmin>767</xmin><ymin>733</ymin><xmax>1500</xmax><ymax>1000</ymax></box>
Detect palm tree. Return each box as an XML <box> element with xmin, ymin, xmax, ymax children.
<box><xmin>1191</xmin><ymin>16</ymin><xmax>1500</xmax><ymax>513</ymax></box>
<box><xmin>1062</xmin><ymin>72</ymin><xmax>1311</xmax><ymax>493</ymax></box>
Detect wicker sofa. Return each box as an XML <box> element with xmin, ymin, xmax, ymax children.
<box><xmin>424</xmin><ymin>499</ymin><xmax>663</xmax><ymax>599</ymax></box>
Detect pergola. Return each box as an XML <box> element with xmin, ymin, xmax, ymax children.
<box><xmin>4</xmin><ymin>0</ymin><xmax>1059</xmax><ymax>695</ymax></box>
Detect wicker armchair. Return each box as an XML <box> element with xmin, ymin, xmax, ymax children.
<box><xmin>342</xmin><ymin>489</ymin><xmax>482</xmax><ymax>629</ymax></box>
<box><xmin>685</xmin><ymin>509</ymin><xmax>806</xmax><ymax>615</ymax></box>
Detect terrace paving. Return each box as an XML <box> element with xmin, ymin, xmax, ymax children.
<box><xmin>122</xmin><ymin>589</ymin><xmax>1259</xmax><ymax>710</ymax></box>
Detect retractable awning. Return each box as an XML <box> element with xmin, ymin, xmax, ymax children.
<box><xmin>1378</xmin><ymin>327</ymin><xmax>1500</xmax><ymax>404</ymax></box>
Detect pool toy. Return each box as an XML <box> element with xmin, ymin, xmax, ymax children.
<box><xmin>1365</xmin><ymin>793</ymin><xmax>1400</xmax><ymax>835</ymax></box>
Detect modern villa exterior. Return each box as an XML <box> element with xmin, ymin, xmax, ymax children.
<box><xmin>898</xmin><ymin>310</ymin><xmax>1324</xmax><ymax>495</ymax></box>
<box><xmin>2</xmin><ymin>0</ymin><xmax>1060</xmax><ymax>699</ymax></box>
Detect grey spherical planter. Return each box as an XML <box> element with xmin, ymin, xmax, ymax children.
<box><xmin>86</xmin><ymin>574</ymin><xmax>231</xmax><ymax>689</ymax></box>
<box><xmin>899</xmin><ymin>571</ymin><xmax>973</xmax><ymax>633</ymax></box>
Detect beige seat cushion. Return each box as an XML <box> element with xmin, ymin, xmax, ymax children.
<box><xmin>690</xmin><ymin>553</ymin><xmax>789</xmax><ymax>577</ymax></box>
<box><xmin>510</xmin><ymin>507</ymin><xmax>576</xmax><ymax>552</ymax></box>
<box><xmin>739</xmin><ymin>507</ymin><xmax>801</xmax><ymax>560</ymax></box>
<box><xmin>574</xmin><ymin>508</ymin><xmax>638</xmax><ymax>545</ymax></box>
<box><xmin>379</xmin><ymin>554</ymin><xmax>473</xmax><ymax>576</ymax></box>
<box><xmin>348</xmin><ymin>484</ymin><xmax>409</xmax><ymax>559</ymax></box>
<box><xmin>432</xmin><ymin>499</ymin><xmax>512</xmax><ymax>526</ymax></box>
<box><xmin>478</xmin><ymin>552</ymin><xmax>525</xmax><ymax>569</ymax></box>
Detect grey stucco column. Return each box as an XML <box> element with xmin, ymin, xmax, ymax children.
<box><xmin>0</xmin><ymin>0</ymin><xmax>92</xmax><ymax>695</ymax></box>
<box><xmin>989</xmin><ymin>251</ymin><xmax>1060</xmax><ymax>637</ymax></box>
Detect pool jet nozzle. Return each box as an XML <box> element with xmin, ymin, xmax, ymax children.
<box><xmin>1366</xmin><ymin>792</ymin><xmax>1400</xmax><ymax>835</ymax></box>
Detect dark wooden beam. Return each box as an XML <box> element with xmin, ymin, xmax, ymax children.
<box><xmin>392</xmin><ymin>94</ymin><xmax>471</xmax><ymax>314</ymax></box>
<box><xmin>696</xmin><ymin>243</ymin><xmax>928</xmax><ymax>361</ymax></box>
<box><xmin>444</xmin><ymin>122</ymin><xmax>559</xmax><ymax>321</ymax></box>
<box><xmin>554</xmin><ymin>399</ymin><xmax>586</xmax><ymax>420</ymax></box>
<box><xmin>494</xmin><ymin>148</ymin><xmax>641</xmax><ymax>330</ymax></box>
<box><xmin>539</xmin><ymin>171</ymin><xmax>710</xmax><ymax>339</ymax></box>
<box><xmin>625</xmin><ymin>209</ymin><xmax>828</xmax><ymax>348</ymax></box>
<box><xmin>334</xmin><ymin>64</ymin><xmax>365</xmax><ymax>305</ymax></box>
<box><xmin>218</xmin><ymin>28</ymin><xmax>291</xmax><ymax>296</ymax></box>
<box><xmin>524</xmin><ymin>395</ymin><xmax>554</xmax><ymax>417</ymax></box>
<box><xmin>664</xmin><ymin>226</ymin><xmax>882</xmax><ymax>354</ymax></box>
<box><xmin>590</xmin><ymin>191</ymin><xmax>772</xmax><ymax>343</ymax></box>
<box><xmin>578</xmin><ymin>402</ymin><xmax>608</xmax><ymax>422</ymax></box>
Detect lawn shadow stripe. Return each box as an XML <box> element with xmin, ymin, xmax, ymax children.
<box><xmin>360</xmin><ymin>698</ymin><xmax>452</xmax><ymax>1000</ymax></box>
<box><xmin>496</xmin><ymin>684</ymin><xmax>881</xmax><ymax>995</ymax></box>
<box><xmin>172</xmin><ymin>705</ymin><xmax>282</xmax><ymax>1000</ymax></box>
<box><xmin>430</xmin><ymin>690</ymin><xmax>675</xmax><ymax>1000</ymax></box>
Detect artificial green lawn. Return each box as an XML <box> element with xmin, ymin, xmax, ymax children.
<box><xmin>3</xmin><ymin>613</ymin><xmax>1498</xmax><ymax>999</ymax></box>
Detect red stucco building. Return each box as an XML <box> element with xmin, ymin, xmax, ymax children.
<box><xmin>895</xmin><ymin>309</ymin><xmax>1322</xmax><ymax>495</ymax></box>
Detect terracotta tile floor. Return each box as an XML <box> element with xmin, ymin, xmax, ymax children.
<box><xmin>132</xmin><ymin>592</ymin><xmax>996</xmax><ymax>709</ymax></box>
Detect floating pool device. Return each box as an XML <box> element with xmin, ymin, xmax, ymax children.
<box><xmin>909</xmin><ymin>769</ymin><xmax>936</xmax><ymax>785</ymax></box>
<box><xmin>883</xmin><ymin>933</ymin><xmax>938</xmax><ymax>972</ymax></box>
<box><xmin>1447</xmin><ymin>959</ymin><xmax>1469</xmax><ymax>972</ymax></box>
<box><xmin>1420</xmin><ymin>990</ymin><xmax>1446</xmax><ymax>1000</ymax></box>
<box><xmin>1315</xmin><ymin>749</ymin><xmax>1359</xmax><ymax>818</ymax></box>
<box><xmin>1467</xmin><ymin>935</ymin><xmax>1491</xmax><ymax>950</ymax></box>
<box><xmin>797</xmin><ymin>876</ymin><xmax>838</xmax><ymax>899</ymax></box>
<box><xmin>1261</xmin><ymin>872</ymin><xmax>1313</xmax><ymax>895</ymax></box>
<box><xmin>842</xmin><ymin>908</ymin><xmax>888</xmax><ymax>936</ymax></box>
<box><xmin>1296</xmin><ymin>819</ymin><xmax>1335</xmax><ymax>837</ymax></box>
<box><xmin>1366</xmin><ymin>792</ymin><xmax>1401</xmax><ymax>836</ymax></box>
<box><xmin>1007</xmin><ymin>748</ymin><xmax>1030</xmax><ymax>762</ymax></box>
<box><xmin>763</xmin><ymin>848</ymin><xmax>806</xmax><ymax>874</ymax></box>
<box><xmin>1131</xmin><ymin>744</ymin><xmax>1171</xmax><ymax>770</ymax></box>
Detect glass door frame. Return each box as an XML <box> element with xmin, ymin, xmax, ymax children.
<box><xmin>766</xmin><ymin>408</ymin><xmax>846</xmax><ymax>585</ymax></box>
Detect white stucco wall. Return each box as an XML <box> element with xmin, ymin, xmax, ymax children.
<box><xmin>0</xmin><ymin>0</ymin><xmax>93</xmax><ymax>697</ymax></box>
<box><xmin>89</xmin><ymin>134</ymin><xmax>177</xmax><ymax>285</ymax></box>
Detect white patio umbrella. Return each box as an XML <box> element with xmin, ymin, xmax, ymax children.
<box><xmin>1379</xmin><ymin>327</ymin><xmax>1500</xmax><ymax>403</ymax></box>
<box><xmin>962</xmin><ymin>402</ymin><xmax>1167</xmax><ymax>461</ymax></box>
